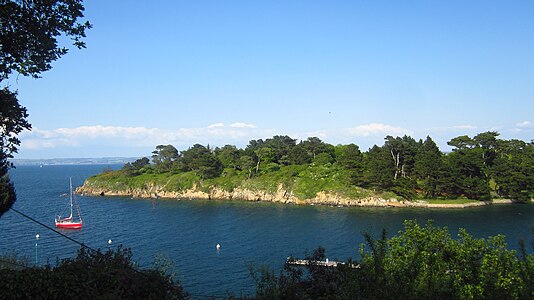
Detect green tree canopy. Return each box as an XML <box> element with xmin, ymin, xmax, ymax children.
<box><xmin>214</xmin><ymin>145</ymin><xmax>241</xmax><ymax>170</ymax></box>
<box><xmin>335</xmin><ymin>143</ymin><xmax>364</xmax><ymax>185</ymax></box>
<box><xmin>448</xmin><ymin>135</ymin><xmax>475</xmax><ymax>150</ymax></box>
<box><xmin>0</xmin><ymin>88</ymin><xmax>30</xmax><ymax>174</ymax></box>
<box><xmin>179</xmin><ymin>144</ymin><xmax>222</xmax><ymax>179</ymax></box>
<box><xmin>116</xmin><ymin>132</ymin><xmax>532</xmax><ymax>202</ymax></box>
<box><xmin>122</xmin><ymin>157</ymin><xmax>150</xmax><ymax>176</ymax></box>
<box><xmin>414</xmin><ymin>136</ymin><xmax>444</xmax><ymax>197</ymax></box>
<box><xmin>0</xmin><ymin>0</ymin><xmax>91</xmax><ymax>80</ymax></box>
<box><xmin>0</xmin><ymin>0</ymin><xmax>90</xmax><ymax>217</ymax></box>
<box><xmin>300</xmin><ymin>137</ymin><xmax>333</xmax><ymax>160</ymax></box>
<box><xmin>363</xmin><ymin>145</ymin><xmax>395</xmax><ymax>189</ymax></box>
<box><xmin>152</xmin><ymin>145</ymin><xmax>179</xmax><ymax>173</ymax></box>
<box><xmin>252</xmin><ymin>220</ymin><xmax>534</xmax><ymax>299</ymax></box>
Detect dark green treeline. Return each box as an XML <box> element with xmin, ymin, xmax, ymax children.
<box><xmin>122</xmin><ymin>131</ymin><xmax>534</xmax><ymax>201</ymax></box>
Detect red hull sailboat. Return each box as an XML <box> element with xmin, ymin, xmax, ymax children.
<box><xmin>55</xmin><ymin>178</ymin><xmax>83</xmax><ymax>229</ymax></box>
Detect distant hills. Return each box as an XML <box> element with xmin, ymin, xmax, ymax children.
<box><xmin>11</xmin><ymin>157</ymin><xmax>139</xmax><ymax>166</ymax></box>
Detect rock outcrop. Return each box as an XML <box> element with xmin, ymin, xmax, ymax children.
<box><xmin>77</xmin><ymin>182</ymin><xmax>526</xmax><ymax>208</ymax></box>
<box><xmin>77</xmin><ymin>182</ymin><xmax>405</xmax><ymax>207</ymax></box>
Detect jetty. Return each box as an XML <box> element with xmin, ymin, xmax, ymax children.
<box><xmin>286</xmin><ymin>258</ymin><xmax>359</xmax><ymax>269</ymax></box>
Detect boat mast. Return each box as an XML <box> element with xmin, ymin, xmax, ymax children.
<box><xmin>69</xmin><ymin>177</ymin><xmax>73</xmax><ymax>219</ymax></box>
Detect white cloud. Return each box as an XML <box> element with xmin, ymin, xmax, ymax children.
<box><xmin>207</xmin><ymin>123</ymin><xmax>225</xmax><ymax>129</ymax></box>
<box><xmin>516</xmin><ymin>121</ymin><xmax>534</xmax><ymax>128</ymax></box>
<box><xmin>345</xmin><ymin>123</ymin><xmax>412</xmax><ymax>137</ymax></box>
<box><xmin>18</xmin><ymin>122</ymin><xmax>275</xmax><ymax>155</ymax></box>
<box><xmin>229</xmin><ymin>122</ymin><xmax>256</xmax><ymax>129</ymax></box>
<box><xmin>51</xmin><ymin>126</ymin><xmax>159</xmax><ymax>139</ymax></box>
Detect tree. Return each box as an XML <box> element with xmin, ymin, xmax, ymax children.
<box><xmin>214</xmin><ymin>145</ymin><xmax>241</xmax><ymax>170</ymax></box>
<box><xmin>131</xmin><ymin>157</ymin><xmax>150</xmax><ymax>169</ymax></box>
<box><xmin>414</xmin><ymin>136</ymin><xmax>444</xmax><ymax>197</ymax></box>
<box><xmin>312</xmin><ymin>152</ymin><xmax>334</xmax><ymax>165</ymax></box>
<box><xmin>288</xmin><ymin>144</ymin><xmax>312</xmax><ymax>165</ymax></box>
<box><xmin>0</xmin><ymin>0</ymin><xmax>91</xmax><ymax>217</ymax></box>
<box><xmin>491</xmin><ymin>140</ymin><xmax>534</xmax><ymax>201</ymax></box>
<box><xmin>383</xmin><ymin>135</ymin><xmax>418</xmax><ymax>180</ymax></box>
<box><xmin>122</xmin><ymin>157</ymin><xmax>150</xmax><ymax>176</ymax></box>
<box><xmin>300</xmin><ymin>137</ymin><xmax>333</xmax><ymax>160</ymax></box>
<box><xmin>263</xmin><ymin>135</ymin><xmax>297</xmax><ymax>165</ymax></box>
<box><xmin>254</xmin><ymin>147</ymin><xmax>275</xmax><ymax>175</ymax></box>
<box><xmin>359</xmin><ymin>220</ymin><xmax>533</xmax><ymax>299</ymax></box>
<box><xmin>447</xmin><ymin>135</ymin><xmax>475</xmax><ymax>150</ymax></box>
<box><xmin>179</xmin><ymin>144</ymin><xmax>222</xmax><ymax>179</ymax></box>
<box><xmin>473</xmin><ymin>131</ymin><xmax>500</xmax><ymax>168</ymax></box>
<box><xmin>444</xmin><ymin>145</ymin><xmax>490</xmax><ymax>200</ymax></box>
<box><xmin>363</xmin><ymin>145</ymin><xmax>395</xmax><ymax>189</ymax></box>
<box><xmin>152</xmin><ymin>145</ymin><xmax>179</xmax><ymax>173</ymax></box>
<box><xmin>0</xmin><ymin>0</ymin><xmax>91</xmax><ymax>81</ymax></box>
<box><xmin>335</xmin><ymin>143</ymin><xmax>364</xmax><ymax>186</ymax></box>
<box><xmin>252</xmin><ymin>220</ymin><xmax>534</xmax><ymax>299</ymax></box>
<box><xmin>239</xmin><ymin>155</ymin><xmax>256</xmax><ymax>179</ymax></box>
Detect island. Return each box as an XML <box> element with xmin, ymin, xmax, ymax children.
<box><xmin>78</xmin><ymin>132</ymin><xmax>534</xmax><ymax>208</ymax></box>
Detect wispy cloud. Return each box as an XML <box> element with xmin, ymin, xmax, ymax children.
<box><xmin>229</xmin><ymin>122</ymin><xmax>256</xmax><ymax>129</ymax></box>
<box><xmin>207</xmin><ymin>123</ymin><xmax>225</xmax><ymax>129</ymax></box>
<box><xmin>516</xmin><ymin>121</ymin><xmax>534</xmax><ymax>129</ymax></box>
<box><xmin>448</xmin><ymin>125</ymin><xmax>477</xmax><ymax>131</ymax></box>
<box><xmin>19</xmin><ymin>123</ymin><xmax>275</xmax><ymax>153</ymax></box>
<box><xmin>344</xmin><ymin>123</ymin><xmax>412</xmax><ymax>137</ymax></box>
<box><xmin>424</xmin><ymin>125</ymin><xmax>479</xmax><ymax>137</ymax></box>
<box><xmin>19</xmin><ymin>121</ymin><xmax>530</xmax><ymax>159</ymax></box>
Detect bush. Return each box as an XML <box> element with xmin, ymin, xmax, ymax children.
<box><xmin>252</xmin><ymin>220</ymin><xmax>534</xmax><ymax>299</ymax></box>
<box><xmin>0</xmin><ymin>246</ymin><xmax>188</xmax><ymax>299</ymax></box>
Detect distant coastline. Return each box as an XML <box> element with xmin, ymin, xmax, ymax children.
<box><xmin>10</xmin><ymin>157</ymin><xmax>139</xmax><ymax>166</ymax></box>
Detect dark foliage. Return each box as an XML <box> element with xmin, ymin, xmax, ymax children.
<box><xmin>0</xmin><ymin>246</ymin><xmax>188</xmax><ymax>299</ymax></box>
<box><xmin>252</xmin><ymin>221</ymin><xmax>534</xmax><ymax>299</ymax></box>
<box><xmin>134</xmin><ymin>132</ymin><xmax>534</xmax><ymax>202</ymax></box>
<box><xmin>1</xmin><ymin>0</ymin><xmax>90</xmax><ymax>216</ymax></box>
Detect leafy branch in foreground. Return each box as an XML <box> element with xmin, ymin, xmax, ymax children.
<box><xmin>1</xmin><ymin>0</ymin><xmax>91</xmax><ymax>217</ymax></box>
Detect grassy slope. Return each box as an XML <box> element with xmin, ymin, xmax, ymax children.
<box><xmin>85</xmin><ymin>164</ymin><xmax>397</xmax><ymax>200</ymax></box>
<box><xmin>86</xmin><ymin>165</ymin><xmax>495</xmax><ymax>204</ymax></box>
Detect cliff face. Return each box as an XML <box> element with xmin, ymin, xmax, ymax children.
<box><xmin>77</xmin><ymin>182</ymin><xmax>406</xmax><ymax>207</ymax></box>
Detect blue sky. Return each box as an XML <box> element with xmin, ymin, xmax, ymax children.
<box><xmin>9</xmin><ymin>1</ymin><xmax>534</xmax><ymax>159</ymax></box>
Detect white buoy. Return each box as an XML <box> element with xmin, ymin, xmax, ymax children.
<box><xmin>108</xmin><ymin>239</ymin><xmax>112</xmax><ymax>245</ymax></box>
<box><xmin>216</xmin><ymin>243</ymin><xmax>221</xmax><ymax>250</ymax></box>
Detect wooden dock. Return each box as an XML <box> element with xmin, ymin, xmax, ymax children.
<box><xmin>286</xmin><ymin>258</ymin><xmax>359</xmax><ymax>269</ymax></box>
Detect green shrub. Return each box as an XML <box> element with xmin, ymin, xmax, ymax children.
<box><xmin>0</xmin><ymin>246</ymin><xmax>188</xmax><ymax>299</ymax></box>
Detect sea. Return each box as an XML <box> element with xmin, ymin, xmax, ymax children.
<box><xmin>2</xmin><ymin>164</ymin><xmax>533</xmax><ymax>297</ymax></box>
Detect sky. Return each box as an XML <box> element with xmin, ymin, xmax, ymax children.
<box><xmin>8</xmin><ymin>0</ymin><xmax>534</xmax><ymax>159</ymax></box>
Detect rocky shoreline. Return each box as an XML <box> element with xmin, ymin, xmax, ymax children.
<box><xmin>76</xmin><ymin>183</ymin><xmax>526</xmax><ymax>209</ymax></box>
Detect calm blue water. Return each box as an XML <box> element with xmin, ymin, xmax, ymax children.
<box><xmin>2</xmin><ymin>165</ymin><xmax>534</xmax><ymax>297</ymax></box>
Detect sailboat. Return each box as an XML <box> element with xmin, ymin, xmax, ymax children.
<box><xmin>55</xmin><ymin>178</ymin><xmax>83</xmax><ymax>229</ymax></box>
